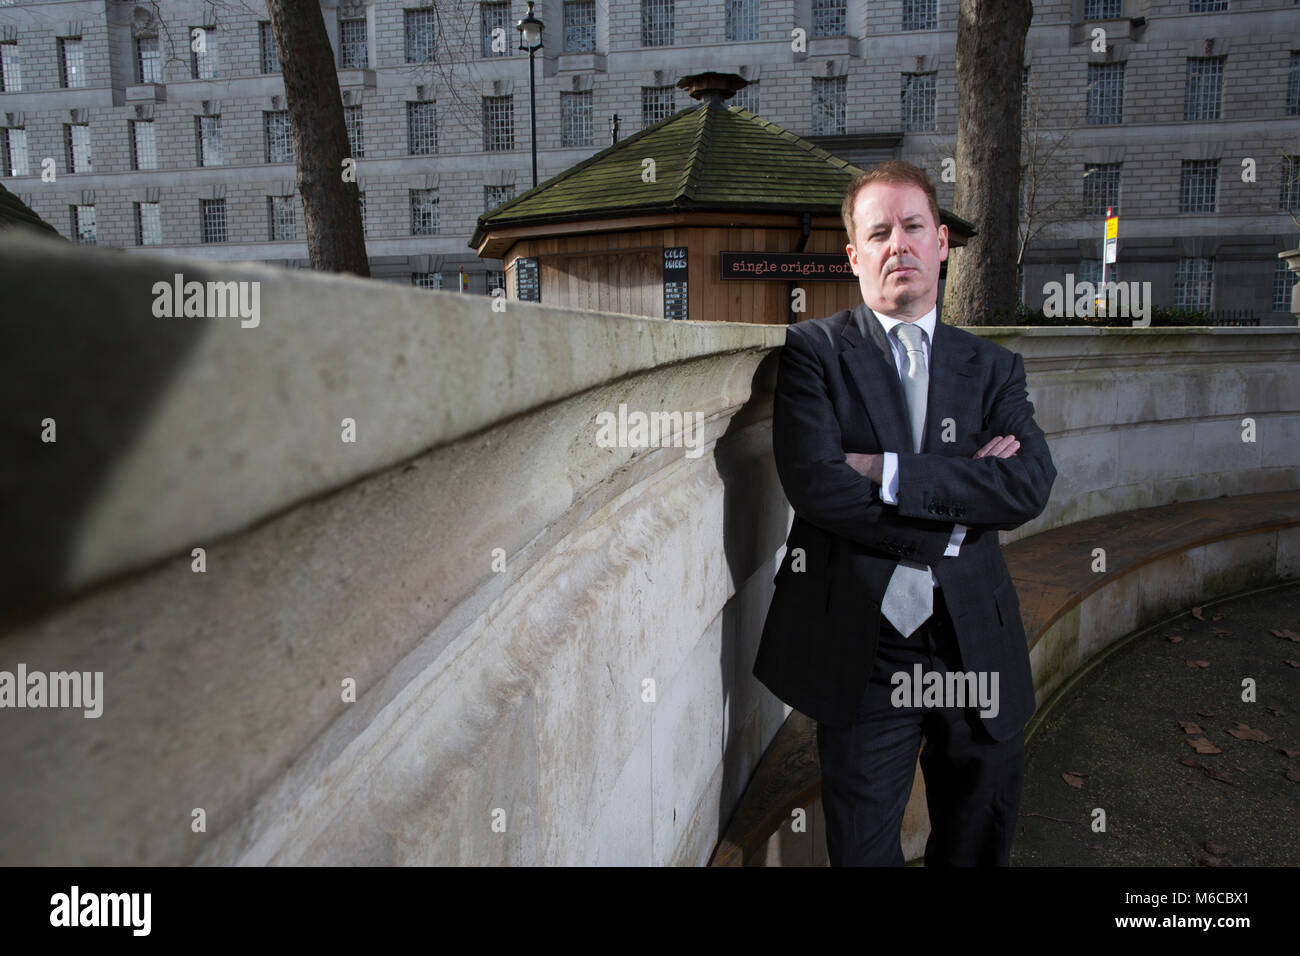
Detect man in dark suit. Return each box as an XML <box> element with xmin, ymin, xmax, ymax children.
<box><xmin>752</xmin><ymin>160</ymin><xmax>1056</xmax><ymax>866</ymax></box>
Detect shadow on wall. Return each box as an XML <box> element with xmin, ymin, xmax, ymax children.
<box><xmin>0</xmin><ymin>241</ymin><xmax>208</xmax><ymax>626</ymax></box>
<box><xmin>711</xmin><ymin>351</ymin><xmax>788</xmax><ymax>857</ymax></box>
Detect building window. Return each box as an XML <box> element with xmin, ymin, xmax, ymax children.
<box><xmin>1281</xmin><ymin>155</ymin><xmax>1300</xmax><ymax>212</ymax></box>
<box><xmin>190</xmin><ymin>26</ymin><xmax>218</xmax><ymax>79</ymax></box>
<box><xmin>339</xmin><ymin>17</ymin><xmax>368</xmax><ymax>68</ymax></box>
<box><xmin>731</xmin><ymin>82</ymin><xmax>758</xmax><ymax>114</ymax></box>
<box><xmin>486</xmin><ymin>270</ymin><xmax>505</xmax><ymax>296</ymax></box>
<box><xmin>410</xmin><ymin>188</ymin><xmax>439</xmax><ymax>235</ymax></box>
<box><xmin>561</xmin><ymin>91</ymin><xmax>593</xmax><ymax>146</ymax></box>
<box><xmin>135</xmin><ymin>201</ymin><xmax>162</xmax><ymax>245</ymax></box>
<box><xmin>412</xmin><ymin>272</ymin><xmax>443</xmax><ymax>290</ymax></box>
<box><xmin>0</xmin><ymin>42</ymin><xmax>21</xmax><ymax>93</ymax></box>
<box><xmin>265</xmin><ymin>110</ymin><xmax>295</xmax><ymax>164</ymax></box>
<box><xmin>195</xmin><ymin>115</ymin><xmax>224</xmax><ymax>167</ymax></box>
<box><xmin>71</xmin><ymin>204</ymin><xmax>96</xmax><ymax>244</ymax></box>
<box><xmin>65</xmin><ymin>123</ymin><xmax>92</xmax><ymax>174</ymax></box>
<box><xmin>130</xmin><ymin>119</ymin><xmax>157</xmax><ymax>170</ymax></box>
<box><xmin>357</xmin><ymin>191</ymin><xmax>367</xmax><ymax>238</ymax></box>
<box><xmin>59</xmin><ymin>37</ymin><xmax>86</xmax><ymax>88</ymax></box>
<box><xmin>641</xmin><ymin>0</ymin><xmax>674</xmax><ymax>47</ymax></box>
<box><xmin>260</xmin><ymin>22</ymin><xmax>280</xmax><ymax>74</ymax></box>
<box><xmin>405</xmin><ymin>9</ymin><xmax>436</xmax><ymax>63</ymax></box>
<box><xmin>268</xmin><ymin>195</ymin><xmax>298</xmax><ymax>241</ymax></box>
<box><xmin>1083</xmin><ymin>163</ymin><xmax>1121</xmax><ymax>216</ymax></box>
<box><xmin>201</xmin><ymin>198</ymin><xmax>228</xmax><ymax>243</ymax></box>
<box><xmin>1184</xmin><ymin>57</ymin><xmax>1225</xmax><ymax>121</ymax></box>
<box><xmin>902</xmin><ymin>0</ymin><xmax>938</xmax><ymax>31</ymax></box>
<box><xmin>564</xmin><ymin>1</ymin><xmax>597</xmax><ymax>52</ymax></box>
<box><xmin>483</xmin><ymin>95</ymin><xmax>514</xmax><ymax>150</ymax></box>
<box><xmin>902</xmin><ymin>73</ymin><xmax>937</xmax><ymax>132</ymax></box>
<box><xmin>813</xmin><ymin>75</ymin><xmax>847</xmax><ymax>135</ymax></box>
<box><xmin>484</xmin><ymin>184</ymin><xmax>515</xmax><ymax>211</ymax></box>
<box><xmin>1086</xmin><ymin>62</ymin><xmax>1124</xmax><ymax>125</ymax></box>
<box><xmin>1288</xmin><ymin>53</ymin><xmax>1300</xmax><ymax>116</ymax></box>
<box><xmin>135</xmin><ymin>36</ymin><xmax>161</xmax><ymax>83</ymax></box>
<box><xmin>345</xmin><ymin>105</ymin><xmax>364</xmax><ymax>158</ymax></box>
<box><xmin>482</xmin><ymin>1</ymin><xmax>512</xmax><ymax>57</ymax></box>
<box><xmin>1084</xmin><ymin>0</ymin><xmax>1121</xmax><ymax>17</ymax></box>
<box><xmin>1188</xmin><ymin>0</ymin><xmax>1228</xmax><ymax>11</ymax></box>
<box><xmin>641</xmin><ymin>86</ymin><xmax>677</xmax><ymax>127</ymax></box>
<box><xmin>1179</xmin><ymin>159</ymin><xmax>1218</xmax><ymax>213</ymax></box>
<box><xmin>811</xmin><ymin>0</ymin><xmax>847</xmax><ymax>38</ymax></box>
<box><xmin>1174</xmin><ymin>257</ymin><xmax>1213</xmax><ymax>311</ymax></box>
<box><xmin>725</xmin><ymin>0</ymin><xmax>758</xmax><ymax>42</ymax></box>
<box><xmin>3</xmin><ymin>127</ymin><xmax>30</xmax><ymax>177</ymax></box>
<box><xmin>1275</xmin><ymin>258</ymin><xmax>1296</xmax><ymax>311</ymax></box>
<box><xmin>407</xmin><ymin>101</ymin><xmax>437</xmax><ymax>154</ymax></box>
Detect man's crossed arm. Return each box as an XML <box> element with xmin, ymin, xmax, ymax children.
<box><xmin>772</xmin><ymin>325</ymin><xmax>1054</xmax><ymax>565</ymax></box>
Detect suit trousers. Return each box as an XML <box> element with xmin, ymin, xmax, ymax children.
<box><xmin>815</xmin><ymin>587</ymin><xmax>1025</xmax><ymax>866</ymax></box>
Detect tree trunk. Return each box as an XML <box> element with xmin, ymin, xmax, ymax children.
<box><xmin>266</xmin><ymin>0</ymin><xmax>369</xmax><ymax>276</ymax></box>
<box><xmin>942</xmin><ymin>0</ymin><xmax>1032</xmax><ymax>325</ymax></box>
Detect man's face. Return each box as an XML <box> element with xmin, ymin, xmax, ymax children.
<box><xmin>845</xmin><ymin>181</ymin><xmax>949</xmax><ymax>321</ymax></box>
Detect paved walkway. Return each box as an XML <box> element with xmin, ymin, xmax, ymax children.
<box><xmin>1013</xmin><ymin>581</ymin><xmax>1300</xmax><ymax>866</ymax></box>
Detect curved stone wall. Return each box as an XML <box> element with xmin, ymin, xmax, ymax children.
<box><xmin>2</xmin><ymin>231</ymin><xmax>1297</xmax><ymax>865</ymax></box>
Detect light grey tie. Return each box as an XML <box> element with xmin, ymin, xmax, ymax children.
<box><xmin>880</xmin><ymin>322</ymin><xmax>933</xmax><ymax>638</ymax></box>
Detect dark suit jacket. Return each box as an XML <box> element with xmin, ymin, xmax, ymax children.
<box><xmin>752</xmin><ymin>302</ymin><xmax>1057</xmax><ymax>741</ymax></box>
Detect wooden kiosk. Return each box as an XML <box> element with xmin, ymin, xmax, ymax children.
<box><xmin>470</xmin><ymin>72</ymin><xmax>972</xmax><ymax>324</ymax></box>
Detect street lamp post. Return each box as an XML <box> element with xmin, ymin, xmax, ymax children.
<box><xmin>516</xmin><ymin>1</ymin><xmax>544</xmax><ymax>189</ymax></box>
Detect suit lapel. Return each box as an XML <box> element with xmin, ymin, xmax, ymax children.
<box><xmin>923</xmin><ymin>319</ymin><xmax>977</xmax><ymax>454</ymax></box>
<box><xmin>839</xmin><ymin>302</ymin><xmax>913</xmax><ymax>456</ymax></box>
<box><xmin>839</xmin><ymin>302</ymin><xmax>978</xmax><ymax>455</ymax></box>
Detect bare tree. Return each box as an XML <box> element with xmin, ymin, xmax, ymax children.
<box><xmin>941</xmin><ymin>0</ymin><xmax>1034</xmax><ymax>327</ymax></box>
<box><xmin>1016</xmin><ymin>71</ymin><xmax>1078</xmax><ymax>278</ymax></box>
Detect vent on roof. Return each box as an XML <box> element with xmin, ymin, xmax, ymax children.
<box><xmin>676</xmin><ymin>72</ymin><xmax>749</xmax><ymax>109</ymax></box>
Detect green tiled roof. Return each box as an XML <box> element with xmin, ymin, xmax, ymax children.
<box><xmin>0</xmin><ymin>183</ymin><xmax>61</xmax><ymax>238</ymax></box>
<box><xmin>470</xmin><ymin>105</ymin><xmax>873</xmax><ymax>248</ymax></box>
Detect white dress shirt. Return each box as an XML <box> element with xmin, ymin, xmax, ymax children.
<box><xmin>869</xmin><ymin>306</ymin><xmax>967</xmax><ymax>585</ymax></box>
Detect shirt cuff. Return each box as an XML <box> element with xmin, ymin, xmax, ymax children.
<box><xmin>945</xmin><ymin>523</ymin><xmax>967</xmax><ymax>557</ymax></box>
<box><xmin>878</xmin><ymin>451</ymin><xmax>899</xmax><ymax>504</ymax></box>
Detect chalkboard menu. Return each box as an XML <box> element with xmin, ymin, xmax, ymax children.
<box><xmin>515</xmin><ymin>256</ymin><xmax>540</xmax><ymax>302</ymax></box>
<box><xmin>663</xmin><ymin>247</ymin><xmax>688</xmax><ymax>320</ymax></box>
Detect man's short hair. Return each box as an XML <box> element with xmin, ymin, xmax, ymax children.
<box><xmin>841</xmin><ymin>160</ymin><xmax>942</xmax><ymax>242</ymax></box>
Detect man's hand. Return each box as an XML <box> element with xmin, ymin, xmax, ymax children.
<box><xmin>844</xmin><ymin>437</ymin><xmax>1019</xmax><ymax>483</ymax></box>
<box><xmin>844</xmin><ymin>452</ymin><xmax>884</xmax><ymax>484</ymax></box>
<box><xmin>974</xmin><ymin>435</ymin><xmax>1020</xmax><ymax>459</ymax></box>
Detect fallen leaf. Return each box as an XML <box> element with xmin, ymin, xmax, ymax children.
<box><xmin>1187</xmin><ymin>737</ymin><xmax>1222</xmax><ymax>755</ymax></box>
<box><xmin>1062</xmin><ymin>771</ymin><xmax>1086</xmax><ymax>789</ymax></box>
<box><xmin>1179</xmin><ymin>756</ymin><xmax>1203</xmax><ymax>768</ymax></box>
<box><xmin>1212</xmin><ymin>628</ymin><xmax>1232</xmax><ymax>637</ymax></box>
<box><xmin>1234</xmin><ymin>766</ymin><xmax>1249</xmax><ymax>775</ymax></box>
<box><xmin>1266</xmin><ymin>705</ymin><xmax>1287</xmax><ymax>717</ymax></box>
<box><xmin>1178</xmin><ymin>720</ymin><xmax>1204</xmax><ymax>735</ymax></box>
<box><xmin>1203</xmin><ymin>767</ymin><xmax>1233</xmax><ymax>784</ymax></box>
<box><xmin>1203</xmin><ymin>841</ymin><xmax>1228</xmax><ymax>856</ymax></box>
<box><xmin>1186</xmin><ymin>660</ymin><xmax>1211</xmax><ymax>669</ymax></box>
<box><xmin>1287</xmin><ymin>770</ymin><xmax>1300</xmax><ymax>784</ymax></box>
<box><xmin>1227</xmin><ymin>722</ymin><xmax>1273</xmax><ymax>743</ymax></box>
<box><xmin>1191</xmin><ymin>607</ymin><xmax>1205</xmax><ymax>620</ymax></box>
<box><xmin>1197</xmin><ymin>710</ymin><xmax>1217</xmax><ymax>718</ymax></box>
<box><xmin>1286</xmin><ymin>660</ymin><xmax>1300</xmax><ymax>669</ymax></box>
<box><xmin>1211</xmin><ymin>613</ymin><xmax>1225</xmax><ymax>622</ymax></box>
<box><xmin>1280</xmin><ymin>747</ymin><xmax>1300</xmax><ymax>759</ymax></box>
<box><xmin>1271</xmin><ymin>629</ymin><xmax>1300</xmax><ymax>642</ymax></box>
<box><xmin>1167</xmin><ymin>634</ymin><xmax>1185</xmax><ymax>644</ymax></box>
<box><xmin>1194</xmin><ymin>856</ymin><xmax>1225</xmax><ymax>867</ymax></box>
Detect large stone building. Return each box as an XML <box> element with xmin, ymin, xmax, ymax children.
<box><xmin>1</xmin><ymin>0</ymin><xmax>1296</xmax><ymax>319</ymax></box>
